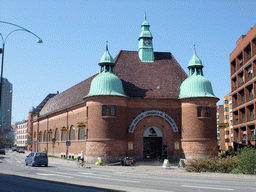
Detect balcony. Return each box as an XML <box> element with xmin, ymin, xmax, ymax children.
<box><xmin>242</xmin><ymin>96</ymin><xmax>245</xmax><ymax>103</ymax></box>
<box><xmin>242</xmin><ymin>115</ymin><xmax>246</xmax><ymax>122</ymax></box>
<box><xmin>241</xmin><ymin>80</ymin><xmax>244</xmax><ymax>86</ymax></box>
<box><xmin>249</xmin><ymin>93</ymin><xmax>254</xmax><ymax>100</ymax></box>
<box><xmin>248</xmin><ymin>73</ymin><xmax>252</xmax><ymax>80</ymax></box>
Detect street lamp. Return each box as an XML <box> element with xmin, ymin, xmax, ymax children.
<box><xmin>0</xmin><ymin>21</ymin><xmax>42</xmax><ymax>109</ymax></box>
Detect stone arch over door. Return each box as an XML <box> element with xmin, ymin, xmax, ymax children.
<box><xmin>129</xmin><ymin>110</ymin><xmax>178</xmax><ymax>133</ymax></box>
<box><xmin>133</xmin><ymin>115</ymin><xmax>175</xmax><ymax>159</ymax></box>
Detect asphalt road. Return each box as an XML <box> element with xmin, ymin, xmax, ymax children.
<box><xmin>0</xmin><ymin>150</ymin><xmax>256</xmax><ymax>192</ymax></box>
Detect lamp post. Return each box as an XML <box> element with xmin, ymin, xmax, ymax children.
<box><xmin>0</xmin><ymin>21</ymin><xmax>42</xmax><ymax>111</ymax></box>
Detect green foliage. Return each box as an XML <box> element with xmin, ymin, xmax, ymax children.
<box><xmin>185</xmin><ymin>156</ymin><xmax>238</xmax><ymax>173</ymax></box>
<box><xmin>237</xmin><ymin>147</ymin><xmax>256</xmax><ymax>175</ymax></box>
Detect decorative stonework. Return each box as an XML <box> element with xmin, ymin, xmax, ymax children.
<box><xmin>129</xmin><ymin>110</ymin><xmax>178</xmax><ymax>133</ymax></box>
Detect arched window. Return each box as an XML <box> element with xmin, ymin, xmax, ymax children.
<box><xmin>34</xmin><ymin>132</ymin><xmax>36</xmax><ymax>139</ymax></box>
<box><xmin>69</xmin><ymin>126</ymin><xmax>75</xmax><ymax>140</ymax></box>
<box><xmin>49</xmin><ymin>132</ymin><xmax>52</xmax><ymax>142</ymax></box>
<box><xmin>55</xmin><ymin>128</ymin><xmax>59</xmax><ymax>141</ymax></box>
<box><xmin>61</xmin><ymin>131</ymin><xmax>67</xmax><ymax>141</ymax></box>
<box><xmin>43</xmin><ymin>131</ymin><xmax>47</xmax><ymax>142</ymax></box>
<box><xmin>78</xmin><ymin>128</ymin><xmax>85</xmax><ymax>140</ymax></box>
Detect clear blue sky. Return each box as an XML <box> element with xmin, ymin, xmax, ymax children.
<box><xmin>1</xmin><ymin>0</ymin><xmax>256</xmax><ymax>124</ymax></box>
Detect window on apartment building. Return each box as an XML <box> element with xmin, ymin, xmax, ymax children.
<box><xmin>217</xmin><ymin>109</ymin><xmax>219</xmax><ymax>113</ymax></box>
<box><xmin>251</xmin><ymin>129</ymin><xmax>255</xmax><ymax>141</ymax></box>
<box><xmin>224</xmin><ymin>107</ymin><xmax>229</xmax><ymax>112</ymax></box>
<box><xmin>245</xmin><ymin>44</ymin><xmax>251</xmax><ymax>61</ymax></box>
<box><xmin>224</xmin><ymin>100</ymin><xmax>228</xmax><ymax>104</ymax></box>
<box><xmin>102</xmin><ymin>105</ymin><xmax>107</xmax><ymax>116</ymax></box>
<box><xmin>69</xmin><ymin>126</ymin><xmax>75</xmax><ymax>140</ymax></box>
<box><xmin>225</xmin><ymin>131</ymin><xmax>230</xmax><ymax>135</ymax></box>
<box><xmin>225</xmin><ymin>138</ymin><xmax>230</xmax><ymax>143</ymax></box>
<box><xmin>224</xmin><ymin>115</ymin><xmax>229</xmax><ymax>119</ymax></box>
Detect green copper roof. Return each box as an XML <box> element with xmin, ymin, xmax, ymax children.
<box><xmin>139</xmin><ymin>13</ymin><xmax>152</xmax><ymax>39</ymax></box>
<box><xmin>188</xmin><ymin>48</ymin><xmax>203</xmax><ymax>67</ymax></box>
<box><xmin>178</xmin><ymin>75</ymin><xmax>217</xmax><ymax>99</ymax></box>
<box><xmin>179</xmin><ymin>48</ymin><xmax>218</xmax><ymax>99</ymax></box>
<box><xmin>85</xmin><ymin>72</ymin><xmax>127</xmax><ymax>97</ymax></box>
<box><xmin>85</xmin><ymin>42</ymin><xmax>127</xmax><ymax>98</ymax></box>
<box><xmin>99</xmin><ymin>41</ymin><xmax>115</xmax><ymax>65</ymax></box>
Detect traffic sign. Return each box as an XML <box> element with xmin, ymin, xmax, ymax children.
<box><xmin>66</xmin><ymin>141</ymin><xmax>71</xmax><ymax>146</ymax></box>
<box><xmin>37</xmin><ymin>132</ymin><xmax>42</xmax><ymax>136</ymax></box>
<box><xmin>52</xmin><ymin>145</ymin><xmax>55</xmax><ymax>148</ymax></box>
<box><xmin>47</xmin><ymin>130</ymin><xmax>53</xmax><ymax>134</ymax></box>
<box><xmin>52</xmin><ymin>138</ymin><xmax>56</xmax><ymax>143</ymax></box>
<box><xmin>218</xmin><ymin>123</ymin><xmax>227</xmax><ymax>129</ymax></box>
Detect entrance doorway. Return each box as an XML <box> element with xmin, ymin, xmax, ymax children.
<box><xmin>143</xmin><ymin>137</ymin><xmax>162</xmax><ymax>159</ymax></box>
<box><xmin>143</xmin><ymin>127</ymin><xmax>163</xmax><ymax>159</ymax></box>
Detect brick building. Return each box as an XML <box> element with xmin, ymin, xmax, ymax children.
<box><xmin>230</xmin><ymin>25</ymin><xmax>256</xmax><ymax>149</ymax></box>
<box><xmin>31</xmin><ymin>16</ymin><xmax>219</xmax><ymax>163</ymax></box>
<box><xmin>217</xmin><ymin>105</ymin><xmax>225</xmax><ymax>151</ymax></box>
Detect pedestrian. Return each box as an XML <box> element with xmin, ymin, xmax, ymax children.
<box><xmin>81</xmin><ymin>151</ymin><xmax>84</xmax><ymax>163</ymax></box>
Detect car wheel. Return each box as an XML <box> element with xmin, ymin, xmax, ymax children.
<box><xmin>25</xmin><ymin>162</ymin><xmax>28</xmax><ymax>166</ymax></box>
<box><xmin>45</xmin><ymin>164</ymin><xmax>48</xmax><ymax>167</ymax></box>
<box><xmin>31</xmin><ymin>163</ymin><xmax>35</xmax><ymax>167</ymax></box>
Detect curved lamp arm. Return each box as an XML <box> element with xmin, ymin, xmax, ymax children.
<box><xmin>0</xmin><ymin>21</ymin><xmax>43</xmax><ymax>47</ymax></box>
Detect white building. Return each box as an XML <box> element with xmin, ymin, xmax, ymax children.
<box><xmin>15</xmin><ymin>120</ymin><xmax>28</xmax><ymax>149</ymax></box>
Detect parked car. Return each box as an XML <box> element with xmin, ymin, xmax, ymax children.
<box><xmin>0</xmin><ymin>149</ymin><xmax>5</xmax><ymax>155</ymax></box>
<box><xmin>18</xmin><ymin>148</ymin><xmax>25</xmax><ymax>153</ymax></box>
<box><xmin>12</xmin><ymin>147</ymin><xmax>17</xmax><ymax>151</ymax></box>
<box><xmin>25</xmin><ymin>152</ymin><xmax>48</xmax><ymax>167</ymax></box>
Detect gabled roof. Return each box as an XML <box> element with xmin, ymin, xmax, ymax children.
<box><xmin>39</xmin><ymin>50</ymin><xmax>187</xmax><ymax>117</ymax></box>
<box><xmin>114</xmin><ymin>51</ymin><xmax>187</xmax><ymax>98</ymax></box>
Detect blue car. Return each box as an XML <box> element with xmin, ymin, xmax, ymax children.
<box><xmin>25</xmin><ymin>152</ymin><xmax>48</xmax><ymax>167</ymax></box>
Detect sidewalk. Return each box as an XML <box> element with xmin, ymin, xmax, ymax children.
<box><xmin>46</xmin><ymin>155</ymin><xmax>256</xmax><ymax>180</ymax></box>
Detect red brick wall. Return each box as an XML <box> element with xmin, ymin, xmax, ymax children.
<box><xmin>181</xmin><ymin>98</ymin><xmax>218</xmax><ymax>158</ymax></box>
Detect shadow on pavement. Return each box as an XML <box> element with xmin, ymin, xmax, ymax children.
<box><xmin>0</xmin><ymin>173</ymin><xmax>126</xmax><ymax>192</ymax></box>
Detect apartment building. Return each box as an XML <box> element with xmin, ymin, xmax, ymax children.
<box><xmin>217</xmin><ymin>105</ymin><xmax>225</xmax><ymax>150</ymax></box>
<box><xmin>15</xmin><ymin>120</ymin><xmax>28</xmax><ymax>150</ymax></box>
<box><xmin>230</xmin><ymin>25</ymin><xmax>256</xmax><ymax>149</ymax></box>
<box><xmin>0</xmin><ymin>78</ymin><xmax>13</xmax><ymax>132</ymax></box>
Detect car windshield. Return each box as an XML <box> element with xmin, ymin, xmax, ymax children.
<box><xmin>36</xmin><ymin>153</ymin><xmax>47</xmax><ymax>157</ymax></box>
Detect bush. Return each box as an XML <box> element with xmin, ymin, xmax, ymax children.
<box><xmin>237</xmin><ymin>147</ymin><xmax>256</xmax><ymax>175</ymax></box>
<box><xmin>185</xmin><ymin>156</ymin><xmax>238</xmax><ymax>173</ymax></box>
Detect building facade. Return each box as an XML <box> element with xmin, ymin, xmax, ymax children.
<box><xmin>15</xmin><ymin>120</ymin><xmax>28</xmax><ymax>150</ymax></box>
<box><xmin>0</xmin><ymin>78</ymin><xmax>13</xmax><ymax>132</ymax></box>
<box><xmin>217</xmin><ymin>105</ymin><xmax>225</xmax><ymax>150</ymax></box>
<box><xmin>31</xmin><ymin>16</ymin><xmax>219</xmax><ymax>163</ymax></box>
<box><xmin>230</xmin><ymin>25</ymin><xmax>256</xmax><ymax>149</ymax></box>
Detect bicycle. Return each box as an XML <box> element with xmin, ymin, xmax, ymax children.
<box><xmin>77</xmin><ymin>158</ymin><xmax>85</xmax><ymax>168</ymax></box>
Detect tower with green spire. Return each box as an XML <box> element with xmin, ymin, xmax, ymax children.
<box><xmin>85</xmin><ymin>41</ymin><xmax>127</xmax><ymax>98</ymax></box>
<box><xmin>179</xmin><ymin>47</ymin><xmax>218</xmax><ymax>99</ymax></box>
<box><xmin>138</xmin><ymin>13</ymin><xmax>154</xmax><ymax>62</ymax></box>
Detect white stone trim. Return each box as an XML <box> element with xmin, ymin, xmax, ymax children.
<box><xmin>129</xmin><ymin>110</ymin><xmax>178</xmax><ymax>133</ymax></box>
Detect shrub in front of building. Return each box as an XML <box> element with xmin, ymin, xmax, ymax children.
<box><xmin>185</xmin><ymin>156</ymin><xmax>238</xmax><ymax>173</ymax></box>
<box><xmin>237</xmin><ymin>147</ymin><xmax>256</xmax><ymax>175</ymax></box>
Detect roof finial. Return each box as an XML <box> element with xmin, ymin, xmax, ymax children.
<box><xmin>145</xmin><ymin>12</ymin><xmax>147</xmax><ymax>20</ymax></box>
<box><xmin>194</xmin><ymin>44</ymin><xmax>196</xmax><ymax>53</ymax></box>
<box><xmin>106</xmin><ymin>40</ymin><xmax>108</xmax><ymax>51</ymax></box>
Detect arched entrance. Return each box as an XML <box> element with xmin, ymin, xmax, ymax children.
<box><xmin>143</xmin><ymin>127</ymin><xmax>163</xmax><ymax>159</ymax></box>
